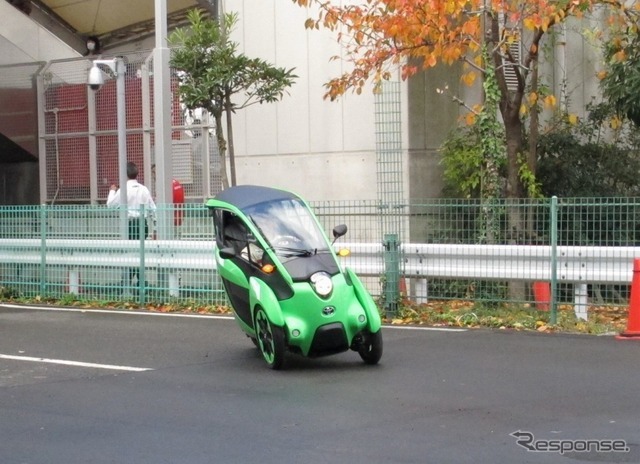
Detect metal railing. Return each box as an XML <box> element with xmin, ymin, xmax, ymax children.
<box><xmin>1</xmin><ymin>198</ymin><xmax>640</xmax><ymax>320</ymax></box>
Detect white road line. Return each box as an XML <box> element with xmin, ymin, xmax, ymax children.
<box><xmin>0</xmin><ymin>303</ymin><xmax>235</xmax><ymax>320</ymax></box>
<box><xmin>0</xmin><ymin>354</ymin><xmax>152</xmax><ymax>372</ymax></box>
<box><xmin>384</xmin><ymin>325</ymin><xmax>467</xmax><ymax>332</ymax></box>
<box><xmin>0</xmin><ymin>303</ymin><xmax>466</xmax><ymax>331</ymax></box>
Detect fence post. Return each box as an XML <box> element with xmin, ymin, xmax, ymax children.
<box><xmin>550</xmin><ymin>196</ymin><xmax>558</xmax><ymax>324</ymax></box>
<box><xmin>383</xmin><ymin>233</ymin><xmax>400</xmax><ymax>318</ymax></box>
<box><xmin>138</xmin><ymin>205</ymin><xmax>146</xmax><ymax>306</ymax></box>
<box><xmin>39</xmin><ymin>204</ymin><xmax>47</xmax><ymax>295</ymax></box>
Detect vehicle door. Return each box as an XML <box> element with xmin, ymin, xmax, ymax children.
<box><xmin>212</xmin><ymin>209</ymin><xmax>266</xmax><ymax>328</ymax></box>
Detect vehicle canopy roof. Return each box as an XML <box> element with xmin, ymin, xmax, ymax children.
<box><xmin>212</xmin><ymin>185</ymin><xmax>300</xmax><ymax>212</ymax></box>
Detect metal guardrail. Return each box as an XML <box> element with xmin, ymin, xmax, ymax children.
<box><xmin>0</xmin><ymin>238</ymin><xmax>217</xmax><ymax>297</ymax></box>
<box><xmin>0</xmin><ymin>239</ymin><xmax>216</xmax><ymax>268</ymax></box>
<box><xmin>340</xmin><ymin>242</ymin><xmax>636</xmax><ymax>283</ymax></box>
<box><xmin>1</xmin><ymin>239</ymin><xmax>636</xmax><ymax>316</ymax></box>
<box><xmin>332</xmin><ymin>243</ymin><xmax>638</xmax><ymax>319</ymax></box>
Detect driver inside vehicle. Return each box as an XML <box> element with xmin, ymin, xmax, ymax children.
<box><xmin>223</xmin><ymin>218</ymin><xmax>264</xmax><ymax>265</ymax></box>
<box><xmin>249</xmin><ymin>214</ymin><xmax>305</xmax><ymax>249</ymax></box>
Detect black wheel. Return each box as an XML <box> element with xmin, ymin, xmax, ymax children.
<box><xmin>358</xmin><ymin>330</ymin><xmax>383</xmax><ymax>365</ymax></box>
<box><xmin>254</xmin><ymin>307</ymin><xmax>285</xmax><ymax>369</ymax></box>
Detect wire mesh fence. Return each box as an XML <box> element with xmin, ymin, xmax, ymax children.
<box><xmin>1</xmin><ymin>198</ymin><xmax>640</xmax><ymax>316</ymax></box>
<box><xmin>0</xmin><ymin>204</ymin><xmax>219</xmax><ymax>305</ymax></box>
<box><xmin>38</xmin><ymin>51</ymin><xmax>223</xmax><ymax>206</ymax></box>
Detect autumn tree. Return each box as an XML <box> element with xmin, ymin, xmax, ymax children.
<box><xmin>293</xmin><ymin>0</ymin><xmax>634</xmax><ymax>229</ymax></box>
<box><xmin>600</xmin><ymin>9</ymin><xmax>640</xmax><ymax>126</ymax></box>
<box><xmin>537</xmin><ymin>103</ymin><xmax>640</xmax><ymax>197</ymax></box>
<box><xmin>169</xmin><ymin>9</ymin><xmax>297</xmax><ymax>188</ymax></box>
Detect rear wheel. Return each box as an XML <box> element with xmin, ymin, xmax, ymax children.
<box><xmin>255</xmin><ymin>307</ymin><xmax>285</xmax><ymax>369</ymax></box>
<box><xmin>358</xmin><ymin>330</ymin><xmax>383</xmax><ymax>365</ymax></box>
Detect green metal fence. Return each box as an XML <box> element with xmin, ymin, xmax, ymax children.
<box><xmin>1</xmin><ymin>198</ymin><xmax>639</xmax><ymax>314</ymax></box>
<box><xmin>0</xmin><ymin>204</ymin><xmax>219</xmax><ymax>305</ymax></box>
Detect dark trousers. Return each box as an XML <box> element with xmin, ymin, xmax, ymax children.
<box><xmin>128</xmin><ymin>218</ymin><xmax>149</xmax><ymax>284</ymax></box>
<box><xmin>128</xmin><ymin>218</ymin><xmax>149</xmax><ymax>241</ymax></box>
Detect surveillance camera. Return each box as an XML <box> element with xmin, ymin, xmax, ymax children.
<box><xmin>88</xmin><ymin>65</ymin><xmax>104</xmax><ymax>91</ymax></box>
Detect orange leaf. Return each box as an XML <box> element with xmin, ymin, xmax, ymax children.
<box><xmin>461</xmin><ymin>71</ymin><xmax>476</xmax><ymax>86</ymax></box>
<box><xmin>610</xmin><ymin>116</ymin><xmax>622</xmax><ymax>129</ymax></box>
<box><xmin>543</xmin><ymin>95</ymin><xmax>557</xmax><ymax>109</ymax></box>
<box><xmin>523</xmin><ymin>17</ymin><xmax>536</xmax><ymax>30</ymax></box>
<box><xmin>519</xmin><ymin>104</ymin><xmax>529</xmax><ymax>117</ymax></box>
<box><xmin>464</xmin><ymin>112</ymin><xmax>476</xmax><ymax>125</ymax></box>
<box><xmin>614</xmin><ymin>50</ymin><xmax>627</xmax><ymax>62</ymax></box>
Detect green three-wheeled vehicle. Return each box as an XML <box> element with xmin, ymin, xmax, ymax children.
<box><xmin>206</xmin><ymin>185</ymin><xmax>383</xmax><ymax>369</ymax></box>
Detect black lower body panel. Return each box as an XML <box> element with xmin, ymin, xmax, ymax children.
<box><xmin>308</xmin><ymin>322</ymin><xmax>349</xmax><ymax>357</ymax></box>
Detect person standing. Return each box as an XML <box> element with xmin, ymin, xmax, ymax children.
<box><xmin>107</xmin><ymin>161</ymin><xmax>156</xmax><ymax>286</ymax></box>
<box><xmin>107</xmin><ymin>161</ymin><xmax>156</xmax><ymax>240</ymax></box>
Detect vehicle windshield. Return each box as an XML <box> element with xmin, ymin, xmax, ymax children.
<box><xmin>244</xmin><ymin>198</ymin><xmax>329</xmax><ymax>258</ymax></box>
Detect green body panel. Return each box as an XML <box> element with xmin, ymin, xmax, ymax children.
<box><xmin>214</xmin><ymin>251</ymin><xmax>254</xmax><ymax>336</ymax></box>
<box><xmin>345</xmin><ymin>267</ymin><xmax>382</xmax><ymax>332</ymax></box>
<box><xmin>206</xmin><ymin>198</ymin><xmax>238</xmax><ymax>211</ymax></box>
<box><xmin>214</xmin><ymin>251</ymin><xmax>248</xmax><ymax>288</ymax></box>
<box><xmin>277</xmin><ymin>273</ymin><xmax>369</xmax><ymax>356</ymax></box>
<box><xmin>220</xmin><ymin>269</ymin><xmax>373</xmax><ymax>357</ymax></box>
<box><xmin>233</xmin><ymin>311</ymin><xmax>254</xmax><ymax>336</ymax></box>
<box><xmin>249</xmin><ymin>277</ymin><xmax>285</xmax><ymax>326</ymax></box>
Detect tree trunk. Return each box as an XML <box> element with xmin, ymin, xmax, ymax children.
<box><xmin>224</xmin><ymin>92</ymin><xmax>236</xmax><ymax>186</ymax></box>
<box><xmin>527</xmin><ymin>60</ymin><xmax>540</xmax><ymax>243</ymax></box>
<box><xmin>504</xmin><ymin>109</ymin><xmax>527</xmax><ymax>300</ymax></box>
<box><xmin>528</xmin><ymin>60</ymin><xmax>539</xmax><ymax>187</ymax></box>
<box><xmin>504</xmin><ymin>111</ymin><xmax>525</xmax><ymax>199</ymax></box>
<box><xmin>214</xmin><ymin>110</ymin><xmax>230</xmax><ymax>190</ymax></box>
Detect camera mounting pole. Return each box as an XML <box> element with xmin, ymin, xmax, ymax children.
<box><xmin>89</xmin><ymin>57</ymin><xmax>128</xmax><ymax>239</ymax></box>
<box><xmin>91</xmin><ymin>59</ymin><xmax>120</xmax><ymax>77</ymax></box>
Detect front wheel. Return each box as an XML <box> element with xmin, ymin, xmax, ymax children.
<box><xmin>254</xmin><ymin>307</ymin><xmax>285</xmax><ymax>370</ymax></box>
<box><xmin>358</xmin><ymin>330</ymin><xmax>383</xmax><ymax>365</ymax></box>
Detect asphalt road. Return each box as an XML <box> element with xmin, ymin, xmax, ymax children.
<box><xmin>1</xmin><ymin>303</ymin><xmax>639</xmax><ymax>464</ymax></box>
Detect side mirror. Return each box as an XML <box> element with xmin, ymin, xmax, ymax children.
<box><xmin>218</xmin><ymin>247</ymin><xmax>237</xmax><ymax>260</ymax></box>
<box><xmin>332</xmin><ymin>224</ymin><xmax>348</xmax><ymax>243</ymax></box>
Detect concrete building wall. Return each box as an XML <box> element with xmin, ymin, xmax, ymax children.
<box><xmin>224</xmin><ymin>0</ymin><xmax>379</xmax><ymax>201</ymax></box>
<box><xmin>407</xmin><ymin>63</ymin><xmax>467</xmax><ymax>201</ymax></box>
<box><xmin>542</xmin><ymin>16</ymin><xmax>604</xmax><ymax>118</ymax></box>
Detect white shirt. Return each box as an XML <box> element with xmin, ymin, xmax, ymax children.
<box><xmin>107</xmin><ymin>179</ymin><xmax>156</xmax><ymax>219</ymax></box>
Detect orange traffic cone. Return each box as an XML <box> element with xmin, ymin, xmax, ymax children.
<box><xmin>399</xmin><ymin>277</ymin><xmax>407</xmax><ymax>299</ymax></box>
<box><xmin>532</xmin><ymin>281</ymin><xmax>550</xmax><ymax>311</ymax></box>
<box><xmin>617</xmin><ymin>258</ymin><xmax>640</xmax><ymax>340</ymax></box>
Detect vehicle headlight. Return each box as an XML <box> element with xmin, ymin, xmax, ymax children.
<box><xmin>310</xmin><ymin>272</ymin><xmax>333</xmax><ymax>297</ymax></box>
